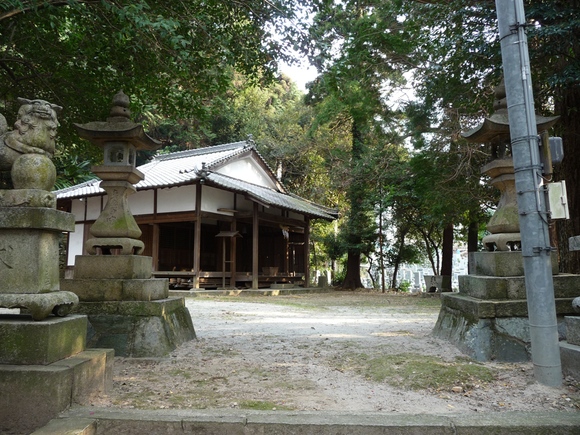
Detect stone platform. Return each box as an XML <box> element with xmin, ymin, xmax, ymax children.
<box><xmin>0</xmin><ymin>315</ymin><xmax>113</xmax><ymax>435</ymax></box>
<box><xmin>560</xmin><ymin>316</ymin><xmax>580</xmax><ymax>379</ymax></box>
<box><xmin>0</xmin><ymin>314</ymin><xmax>87</xmax><ymax>365</ymax></box>
<box><xmin>77</xmin><ymin>298</ymin><xmax>196</xmax><ymax>357</ymax></box>
<box><xmin>433</xmin><ymin>251</ymin><xmax>580</xmax><ymax>362</ymax></box>
<box><xmin>64</xmin><ymin>255</ymin><xmax>196</xmax><ymax>357</ymax></box>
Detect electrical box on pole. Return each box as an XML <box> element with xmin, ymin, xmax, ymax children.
<box><xmin>539</xmin><ymin>131</ymin><xmax>569</xmax><ymax>220</ymax></box>
<box><xmin>547</xmin><ymin>181</ymin><xmax>570</xmax><ymax>220</ymax></box>
<box><xmin>539</xmin><ymin>131</ymin><xmax>564</xmax><ymax>178</ymax></box>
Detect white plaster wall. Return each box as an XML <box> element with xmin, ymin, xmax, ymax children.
<box><xmin>218</xmin><ymin>157</ymin><xmax>277</xmax><ymax>189</ymax></box>
<box><xmin>201</xmin><ymin>186</ymin><xmax>234</xmax><ymax>213</ymax></box>
<box><xmin>157</xmin><ymin>185</ymin><xmax>196</xmax><ymax>213</ymax></box>
<box><xmin>128</xmin><ymin>189</ymin><xmax>154</xmax><ymax>216</ymax></box>
<box><xmin>70</xmin><ymin>199</ymin><xmax>85</xmax><ymax>221</ymax></box>
<box><xmin>86</xmin><ymin>196</ymin><xmax>103</xmax><ymax>220</ymax></box>
<box><xmin>67</xmin><ymin>223</ymin><xmax>85</xmax><ymax>265</ymax></box>
<box><xmin>236</xmin><ymin>196</ymin><xmax>255</xmax><ymax>213</ymax></box>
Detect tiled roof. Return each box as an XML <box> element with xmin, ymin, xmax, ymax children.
<box><xmin>205</xmin><ymin>172</ymin><xmax>336</xmax><ymax>220</ymax></box>
<box><xmin>55</xmin><ymin>141</ymin><xmax>336</xmax><ymax>220</ymax></box>
<box><xmin>55</xmin><ymin>141</ymin><xmax>251</xmax><ymax>199</ymax></box>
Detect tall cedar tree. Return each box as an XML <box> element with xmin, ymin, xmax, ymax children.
<box><xmin>306</xmin><ymin>0</ymin><xmax>413</xmax><ymax>289</ymax></box>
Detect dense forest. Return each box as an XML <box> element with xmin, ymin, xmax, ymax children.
<box><xmin>1</xmin><ymin>0</ymin><xmax>578</xmax><ymax>289</ymax></box>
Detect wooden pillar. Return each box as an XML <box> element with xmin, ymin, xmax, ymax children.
<box><xmin>151</xmin><ymin>223</ymin><xmax>160</xmax><ymax>271</ymax></box>
<box><xmin>193</xmin><ymin>183</ymin><xmax>202</xmax><ymax>288</ymax></box>
<box><xmin>284</xmin><ymin>235</ymin><xmax>289</xmax><ymax>274</ymax></box>
<box><xmin>230</xmin><ymin>219</ymin><xmax>237</xmax><ymax>287</ymax></box>
<box><xmin>304</xmin><ymin>217</ymin><xmax>310</xmax><ymax>287</ymax></box>
<box><xmin>252</xmin><ymin>202</ymin><xmax>259</xmax><ymax>289</ymax></box>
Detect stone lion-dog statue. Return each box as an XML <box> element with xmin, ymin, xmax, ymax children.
<box><xmin>0</xmin><ymin>98</ymin><xmax>63</xmax><ymax>204</ymax></box>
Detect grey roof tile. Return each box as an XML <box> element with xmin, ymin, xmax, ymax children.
<box><xmin>55</xmin><ymin>141</ymin><xmax>336</xmax><ymax>220</ymax></box>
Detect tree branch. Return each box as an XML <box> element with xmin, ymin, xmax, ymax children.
<box><xmin>0</xmin><ymin>0</ymin><xmax>104</xmax><ymax>22</ymax></box>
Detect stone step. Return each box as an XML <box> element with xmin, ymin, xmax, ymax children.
<box><xmin>0</xmin><ymin>349</ymin><xmax>113</xmax><ymax>435</ymax></box>
<box><xmin>565</xmin><ymin>316</ymin><xmax>580</xmax><ymax>346</ymax></box>
<box><xmin>36</xmin><ymin>408</ymin><xmax>580</xmax><ymax>435</ymax></box>
<box><xmin>560</xmin><ymin>341</ymin><xmax>580</xmax><ymax>380</ymax></box>
<box><xmin>459</xmin><ymin>273</ymin><xmax>580</xmax><ymax>302</ymax></box>
<box><xmin>31</xmin><ymin>417</ymin><xmax>97</xmax><ymax>435</ymax></box>
<box><xmin>440</xmin><ymin>293</ymin><xmax>577</xmax><ymax>319</ymax></box>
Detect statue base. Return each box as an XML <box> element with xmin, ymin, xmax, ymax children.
<box><xmin>0</xmin><ymin>206</ymin><xmax>78</xmax><ymax>320</ymax></box>
<box><xmin>63</xmin><ymin>254</ymin><xmax>196</xmax><ymax>356</ymax></box>
<box><xmin>76</xmin><ymin>298</ymin><xmax>196</xmax><ymax>357</ymax></box>
<box><xmin>433</xmin><ymin>251</ymin><xmax>580</xmax><ymax>361</ymax></box>
<box><xmin>0</xmin><ymin>315</ymin><xmax>113</xmax><ymax>434</ymax></box>
<box><xmin>0</xmin><ymin>291</ymin><xmax>79</xmax><ymax>321</ymax></box>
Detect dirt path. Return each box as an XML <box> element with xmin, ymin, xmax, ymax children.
<box><xmin>94</xmin><ymin>291</ymin><xmax>580</xmax><ymax>414</ymax></box>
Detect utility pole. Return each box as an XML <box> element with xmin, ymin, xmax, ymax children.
<box><xmin>495</xmin><ymin>0</ymin><xmax>562</xmax><ymax>386</ymax></box>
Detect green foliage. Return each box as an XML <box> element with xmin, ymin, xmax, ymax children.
<box><xmin>525</xmin><ymin>2</ymin><xmax>580</xmax><ymax>99</ymax></box>
<box><xmin>402</xmin><ymin>1</ymin><xmax>500</xmax><ymax>116</ymax></box>
<box><xmin>238</xmin><ymin>400</ymin><xmax>293</xmax><ymax>411</ymax></box>
<box><xmin>398</xmin><ymin>280</ymin><xmax>412</xmax><ymax>293</ymax></box>
<box><xmin>305</xmin><ymin>0</ymin><xmax>415</xmax><ymax>288</ymax></box>
<box><xmin>357</xmin><ymin>353</ymin><xmax>496</xmax><ymax>391</ymax></box>
<box><xmin>1</xmin><ymin>0</ymin><xmax>305</xmax><ymax>163</ymax></box>
<box><xmin>53</xmin><ymin>153</ymin><xmax>95</xmax><ymax>190</ymax></box>
<box><xmin>320</xmin><ymin>231</ymin><xmax>347</xmax><ymax>264</ymax></box>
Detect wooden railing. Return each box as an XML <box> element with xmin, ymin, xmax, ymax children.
<box><xmin>151</xmin><ymin>270</ymin><xmax>304</xmax><ymax>289</ymax></box>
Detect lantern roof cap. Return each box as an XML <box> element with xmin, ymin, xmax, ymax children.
<box><xmin>74</xmin><ymin>90</ymin><xmax>161</xmax><ymax>151</ymax></box>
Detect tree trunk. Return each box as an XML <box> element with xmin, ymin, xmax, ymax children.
<box><xmin>421</xmin><ymin>227</ymin><xmax>439</xmax><ymax>275</ymax></box>
<box><xmin>342</xmin><ymin>249</ymin><xmax>363</xmax><ymax>289</ymax></box>
<box><xmin>391</xmin><ymin>261</ymin><xmax>400</xmax><ymax>291</ymax></box>
<box><xmin>468</xmin><ymin>220</ymin><xmax>479</xmax><ymax>253</ymax></box>
<box><xmin>390</xmin><ymin>226</ymin><xmax>409</xmax><ymax>290</ymax></box>
<box><xmin>555</xmin><ymin>83</ymin><xmax>580</xmax><ymax>273</ymax></box>
<box><xmin>440</xmin><ymin>223</ymin><xmax>453</xmax><ymax>292</ymax></box>
<box><xmin>367</xmin><ymin>257</ymin><xmax>376</xmax><ymax>289</ymax></box>
<box><xmin>341</xmin><ymin>120</ymin><xmax>367</xmax><ymax>290</ymax></box>
<box><xmin>467</xmin><ymin>219</ymin><xmax>479</xmax><ymax>274</ymax></box>
<box><xmin>378</xmin><ymin>206</ymin><xmax>386</xmax><ymax>292</ymax></box>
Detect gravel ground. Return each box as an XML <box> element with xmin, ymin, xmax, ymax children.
<box><xmin>93</xmin><ymin>291</ymin><xmax>580</xmax><ymax>415</ymax></box>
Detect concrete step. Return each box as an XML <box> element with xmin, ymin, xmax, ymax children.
<box><xmin>40</xmin><ymin>407</ymin><xmax>580</xmax><ymax>435</ymax></box>
<box><xmin>31</xmin><ymin>417</ymin><xmax>97</xmax><ymax>435</ymax></box>
<box><xmin>560</xmin><ymin>340</ymin><xmax>580</xmax><ymax>379</ymax></box>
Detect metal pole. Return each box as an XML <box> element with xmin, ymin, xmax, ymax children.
<box><xmin>495</xmin><ymin>0</ymin><xmax>562</xmax><ymax>386</ymax></box>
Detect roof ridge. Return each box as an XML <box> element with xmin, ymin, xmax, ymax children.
<box><xmin>153</xmin><ymin>141</ymin><xmax>248</xmax><ymax>162</ymax></box>
<box><xmin>53</xmin><ymin>177</ymin><xmax>100</xmax><ymax>195</ymax></box>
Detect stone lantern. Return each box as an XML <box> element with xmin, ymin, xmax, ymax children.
<box><xmin>462</xmin><ymin>81</ymin><xmax>558</xmax><ymax>251</ymax></box>
<box><xmin>62</xmin><ymin>91</ymin><xmax>195</xmax><ymax>357</ymax></box>
<box><xmin>432</xmin><ymin>81</ymin><xmax>567</xmax><ymax>362</ymax></box>
<box><xmin>74</xmin><ymin>91</ymin><xmax>160</xmax><ymax>255</ymax></box>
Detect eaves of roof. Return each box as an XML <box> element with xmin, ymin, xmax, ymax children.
<box><xmin>204</xmin><ymin>172</ymin><xmax>337</xmax><ymax>221</ymax></box>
